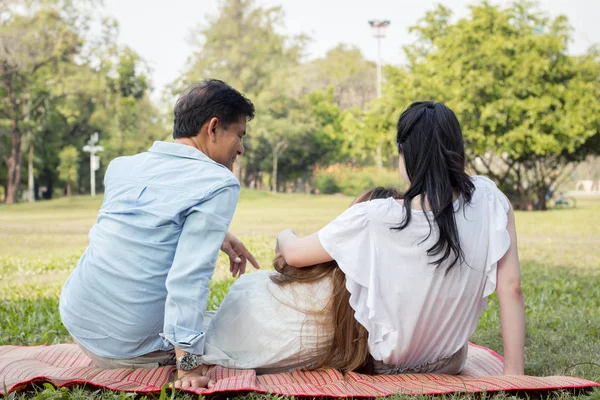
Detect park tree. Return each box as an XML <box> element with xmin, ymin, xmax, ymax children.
<box><xmin>296</xmin><ymin>46</ymin><xmax>386</xmax><ymax>168</ymax></box>
<box><xmin>40</xmin><ymin>75</ymin><xmax>106</xmax><ymax>197</ymax></box>
<box><xmin>347</xmin><ymin>66</ymin><xmax>413</xmax><ymax>169</ymax></box>
<box><xmin>251</xmin><ymin>78</ymin><xmax>313</xmax><ymax>192</ymax></box>
<box><xmin>384</xmin><ymin>1</ymin><xmax>600</xmax><ymax>210</ymax></box>
<box><xmin>240</xmin><ymin>86</ymin><xmax>344</xmax><ymax>192</ymax></box>
<box><xmin>178</xmin><ymin>0</ymin><xmax>306</xmax><ymax>98</ymax></box>
<box><xmin>261</xmin><ymin>87</ymin><xmax>346</xmax><ymax>191</ymax></box>
<box><xmin>57</xmin><ymin>145</ymin><xmax>79</xmax><ymax>196</ymax></box>
<box><xmin>339</xmin><ymin>108</ymin><xmax>371</xmax><ymax>164</ymax></box>
<box><xmin>0</xmin><ymin>0</ymin><xmax>162</xmax><ymax>202</ymax></box>
<box><xmin>176</xmin><ymin>0</ymin><xmax>310</xmax><ymax>188</ymax></box>
<box><xmin>0</xmin><ymin>1</ymin><xmax>82</xmax><ymax>203</ymax></box>
<box><xmin>23</xmin><ymin>99</ymin><xmax>50</xmax><ymax>203</ymax></box>
<box><xmin>337</xmin><ymin>107</ymin><xmax>380</xmax><ymax>167</ymax></box>
<box><xmin>97</xmin><ymin>47</ymin><xmax>164</xmax><ymax>162</ymax></box>
<box><xmin>305</xmin><ymin>87</ymin><xmax>345</xmax><ymax>163</ymax></box>
<box><xmin>333</xmin><ymin>97</ymin><xmax>398</xmax><ymax>169</ymax></box>
<box><xmin>299</xmin><ymin>45</ymin><xmax>377</xmax><ymax>110</ymax></box>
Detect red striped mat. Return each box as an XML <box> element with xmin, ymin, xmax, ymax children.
<box><xmin>0</xmin><ymin>343</ymin><xmax>597</xmax><ymax>396</ymax></box>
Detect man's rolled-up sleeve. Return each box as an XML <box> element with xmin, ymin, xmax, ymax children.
<box><xmin>161</xmin><ymin>181</ymin><xmax>240</xmax><ymax>355</ymax></box>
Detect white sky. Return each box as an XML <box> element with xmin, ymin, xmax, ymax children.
<box><xmin>103</xmin><ymin>0</ymin><xmax>600</xmax><ymax>96</ymax></box>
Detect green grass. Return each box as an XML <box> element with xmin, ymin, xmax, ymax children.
<box><xmin>1</xmin><ymin>189</ymin><xmax>599</xmax><ymax>399</ymax></box>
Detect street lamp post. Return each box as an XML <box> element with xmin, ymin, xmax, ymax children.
<box><xmin>368</xmin><ymin>19</ymin><xmax>391</xmax><ymax>169</ymax></box>
<box><xmin>368</xmin><ymin>19</ymin><xmax>391</xmax><ymax>99</ymax></box>
<box><xmin>82</xmin><ymin>132</ymin><xmax>103</xmax><ymax>197</ymax></box>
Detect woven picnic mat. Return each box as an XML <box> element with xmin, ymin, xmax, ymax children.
<box><xmin>1</xmin><ymin>343</ymin><xmax>598</xmax><ymax>396</ymax></box>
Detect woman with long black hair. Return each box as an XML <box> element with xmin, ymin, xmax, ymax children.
<box><xmin>277</xmin><ymin>101</ymin><xmax>525</xmax><ymax>375</ymax></box>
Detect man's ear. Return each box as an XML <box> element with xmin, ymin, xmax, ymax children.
<box><xmin>207</xmin><ymin>117</ymin><xmax>219</xmax><ymax>142</ymax></box>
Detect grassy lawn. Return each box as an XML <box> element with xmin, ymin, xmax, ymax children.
<box><xmin>1</xmin><ymin>190</ymin><xmax>599</xmax><ymax>399</ymax></box>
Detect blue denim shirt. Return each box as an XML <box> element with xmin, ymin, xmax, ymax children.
<box><xmin>59</xmin><ymin>141</ymin><xmax>240</xmax><ymax>358</ymax></box>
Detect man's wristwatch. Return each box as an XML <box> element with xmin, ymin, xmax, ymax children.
<box><xmin>176</xmin><ymin>353</ymin><xmax>201</xmax><ymax>371</ymax></box>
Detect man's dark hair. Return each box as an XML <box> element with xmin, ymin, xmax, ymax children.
<box><xmin>173</xmin><ymin>79</ymin><xmax>255</xmax><ymax>139</ymax></box>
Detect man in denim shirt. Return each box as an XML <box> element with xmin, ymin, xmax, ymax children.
<box><xmin>60</xmin><ymin>80</ymin><xmax>259</xmax><ymax>389</ymax></box>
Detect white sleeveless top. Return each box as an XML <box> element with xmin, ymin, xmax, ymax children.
<box><xmin>318</xmin><ymin>176</ymin><xmax>511</xmax><ymax>368</ymax></box>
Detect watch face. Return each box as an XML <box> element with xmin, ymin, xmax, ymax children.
<box><xmin>179</xmin><ymin>354</ymin><xmax>199</xmax><ymax>371</ymax></box>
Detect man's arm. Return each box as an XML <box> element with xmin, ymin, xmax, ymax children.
<box><xmin>163</xmin><ymin>182</ymin><xmax>239</xmax><ymax>388</ymax></box>
<box><xmin>496</xmin><ymin>206</ymin><xmax>526</xmax><ymax>375</ymax></box>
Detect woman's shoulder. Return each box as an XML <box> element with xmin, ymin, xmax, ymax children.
<box><xmin>357</xmin><ymin>197</ymin><xmax>400</xmax><ymax>215</ymax></box>
<box><xmin>466</xmin><ymin>175</ymin><xmax>511</xmax><ymax>214</ymax></box>
<box><xmin>470</xmin><ymin>175</ymin><xmax>502</xmax><ymax>191</ymax></box>
<box><xmin>469</xmin><ymin>175</ymin><xmax>508</xmax><ymax>201</ymax></box>
<box><xmin>327</xmin><ymin>198</ymin><xmax>396</xmax><ymax>228</ymax></box>
<box><xmin>342</xmin><ymin>198</ymin><xmax>403</xmax><ymax>230</ymax></box>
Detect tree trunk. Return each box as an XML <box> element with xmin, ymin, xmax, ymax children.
<box><xmin>118</xmin><ymin>129</ymin><xmax>124</xmax><ymax>156</ymax></box>
<box><xmin>271</xmin><ymin>141</ymin><xmax>288</xmax><ymax>193</ymax></box>
<box><xmin>376</xmin><ymin>140</ymin><xmax>383</xmax><ymax>170</ymax></box>
<box><xmin>66</xmin><ymin>183</ymin><xmax>71</xmax><ymax>197</ymax></box>
<box><xmin>272</xmin><ymin>150</ymin><xmax>278</xmax><ymax>193</ymax></box>
<box><xmin>257</xmin><ymin>172</ymin><xmax>263</xmax><ymax>190</ymax></box>
<box><xmin>28</xmin><ymin>142</ymin><xmax>35</xmax><ymax>203</ymax></box>
<box><xmin>5</xmin><ymin>126</ymin><xmax>23</xmax><ymax>204</ymax></box>
<box><xmin>534</xmin><ymin>187</ymin><xmax>548</xmax><ymax>211</ymax></box>
<box><xmin>233</xmin><ymin>156</ymin><xmax>243</xmax><ymax>184</ymax></box>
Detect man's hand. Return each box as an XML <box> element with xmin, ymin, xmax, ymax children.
<box><xmin>174</xmin><ymin>368</ymin><xmax>214</xmax><ymax>389</ymax></box>
<box><xmin>221</xmin><ymin>232</ymin><xmax>260</xmax><ymax>277</ymax></box>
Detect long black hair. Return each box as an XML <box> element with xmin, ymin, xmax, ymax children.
<box><xmin>395</xmin><ymin>101</ymin><xmax>475</xmax><ymax>273</ymax></box>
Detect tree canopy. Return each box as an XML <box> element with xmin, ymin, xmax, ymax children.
<box><xmin>0</xmin><ymin>0</ymin><xmax>164</xmax><ymax>203</ymax></box>
<box><xmin>1</xmin><ymin>0</ymin><xmax>598</xmax><ymax>208</ymax></box>
<box><xmin>378</xmin><ymin>1</ymin><xmax>600</xmax><ymax>209</ymax></box>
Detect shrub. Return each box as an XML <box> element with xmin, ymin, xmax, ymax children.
<box><xmin>312</xmin><ymin>173</ymin><xmax>340</xmax><ymax>194</ymax></box>
<box><xmin>313</xmin><ymin>164</ymin><xmax>404</xmax><ymax>196</ymax></box>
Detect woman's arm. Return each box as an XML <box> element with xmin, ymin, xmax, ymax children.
<box><xmin>276</xmin><ymin>229</ymin><xmax>333</xmax><ymax>267</ymax></box>
<box><xmin>496</xmin><ymin>206</ymin><xmax>526</xmax><ymax>375</ymax></box>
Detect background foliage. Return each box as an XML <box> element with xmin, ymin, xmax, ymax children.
<box><xmin>1</xmin><ymin>0</ymin><xmax>598</xmax><ymax>207</ymax></box>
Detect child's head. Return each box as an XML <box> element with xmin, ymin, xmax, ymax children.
<box><xmin>352</xmin><ymin>186</ymin><xmax>401</xmax><ymax>205</ymax></box>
